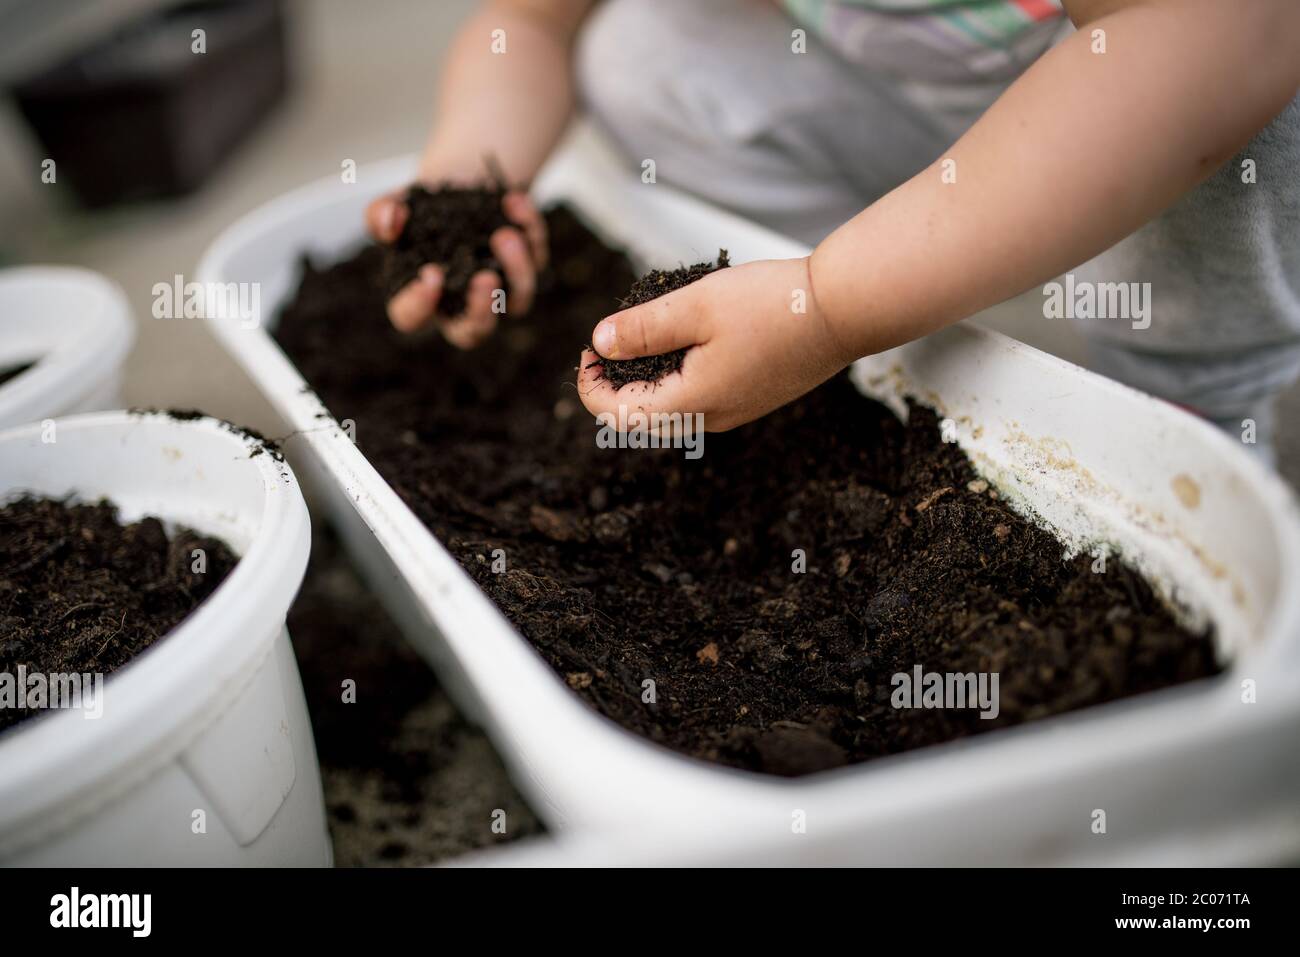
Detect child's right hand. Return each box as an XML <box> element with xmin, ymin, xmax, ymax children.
<box><xmin>365</xmin><ymin>187</ymin><xmax>548</xmax><ymax>349</ymax></box>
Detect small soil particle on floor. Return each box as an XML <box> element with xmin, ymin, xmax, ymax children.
<box><xmin>0</xmin><ymin>496</ymin><xmax>237</xmax><ymax>733</ymax></box>
<box><xmin>591</xmin><ymin>250</ymin><xmax>729</xmax><ymax>389</ymax></box>
<box><xmin>381</xmin><ymin>183</ymin><xmax>511</xmax><ymax>316</ymax></box>
<box><xmin>288</xmin><ymin>529</ymin><xmax>540</xmax><ymax>866</ymax></box>
<box><xmin>276</xmin><ymin>206</ymin><xmax>1221</xmax><ymax>777</ymax></box>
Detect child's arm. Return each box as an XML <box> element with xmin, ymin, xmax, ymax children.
<box><xmin>579</xmin><ymin>0</ymin><xmax>1300</xmax><ymax>430</ymax></box>
<box><xmin>369</xmin><ymin>0</ymin><xmax>594</xmax><ymax>345</ymax></box>
<box><xmin>813</xmin><ymin>0</ymin><xmax>1300</xmax><ymax>357</ymax></box>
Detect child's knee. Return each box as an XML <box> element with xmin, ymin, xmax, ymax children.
<box><xmin>576</xmin><ymin>0</ymin><xmax>689</xmax><ymax>153</ymax></box>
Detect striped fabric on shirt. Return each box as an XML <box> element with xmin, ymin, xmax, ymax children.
<box><xmin>782</xmin><ymin>0</ymin><xmax>1067</xmax><ymax>82</ymax></box>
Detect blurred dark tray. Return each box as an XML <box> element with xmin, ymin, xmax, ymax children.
<box><xmin>13</xmin><ymin>0</ymin><xmax>288</xmax><ymax>207</ymax></box>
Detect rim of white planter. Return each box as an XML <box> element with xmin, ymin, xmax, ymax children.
<box><xmin>196</xmin><ymin>122</ymin><xmax>1300</xmax><ymax>864</ymax></box>
<box><xmin>0</xmin><ymin>410</ymin><xmax>312</xmax><ymax>855</ymax></box>
<box><xmin>0</xmin><ymin>265</ymin><xmax>136</xmax><ymax>430</ymax></box>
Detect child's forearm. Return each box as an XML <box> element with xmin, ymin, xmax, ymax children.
<box><xmin>809</xmin><ymin>0</ymin><xmax>1300</xmax><ymax>359</ymax></box>
<box><xmin>419</xmin><ymin>0</ymin><xmax>594</xmax><ymax>184</ymax></box>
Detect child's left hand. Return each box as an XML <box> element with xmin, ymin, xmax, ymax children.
<box><xmin>577</xmin><ymin>257</ymin><xmax>853</xmax><ymax>432</ymax></box>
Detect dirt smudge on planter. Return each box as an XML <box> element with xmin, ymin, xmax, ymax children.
<box><xmin>1171</xmin><ymin>474</ymin><xmax>1201</xmax><ymax>510</ymax></box>
<box><xmin>275</xmin><ymin>207</ymin><xmax>1221</xmax><ymax>777</ymax></box>
<box><xmin>288</xmin><ymin>529</ymin><xmax>541</xmax><ymax>865</ymax></box>
<box><xmin>0</xmin><ymin>496</ymin><xmax>237</xmax><ymax>733</ymax></box>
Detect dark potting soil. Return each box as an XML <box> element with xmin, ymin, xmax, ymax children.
<box><xmin>381</xmin><ymin>183</ymin><xmax>511</xmax><ymax>316</ymax></box>
<box><xmin>275</xmin><ymin>206</ymin><xmax>1220</xmax><ymax>777</ymax></box>
<box><xmin>592</xmin><ymin>250</ymin><xmax>730</xmax><ymax>389</ymax></box>
<box><xmin>0</xmin><ymin>363</ymin><xmax>34</xmax><ymax>388</ymax></box>
<box><xmin>0</xmin><ymin>496</ymin><xmax>237</xmax><ymax>733</ymax></box>
<box><xmin>288</xmin><ymin>528</ymin><xmax>540</xmax><ymax>866</ymax></box>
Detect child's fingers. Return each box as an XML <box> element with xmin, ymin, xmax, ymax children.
<box><xmin>387</xmin><ymin>265</ymin><xmax>443</xmax><ymax>332</ymax></box>
<box><xmin>503</xmin><ymin>192</ymin><xmax>548</xmax><ymax>270</ymax></box>
<box><xmin>576</xmin><ymin>348</ymin><xmax>621</xmax><ymax>418</ymax></box>
<box><xmin>577</xmin><ymin>347</ymin><xmax>697</xmax><ymax>424</ymax></box>
<box><xmin>439</xmin><ymin>311</ymin><xmax>496</xmax><ymax>350</ymax></box>
<box><xmin>435</xmin><ymin>270</ymin><xmax>501</xmax><ymax>349</ymax></box>
<box><xmin>366</xmin><ymin>193</ymin><xmax>408</xmax><ymax>244</ymax></box>
<box><xmin>490</xmin><ymin>226</ymin><xmax>536</xmax><ymax>316</ymax></box>
<box><xmin>438</xmin><ymin>271</ymin><xmax>500</xmax><ymax>348</ymax></box>
<box><xmin>591</xmin><ymin>290</ymin><xmax>706</xmax><ymax>361</ymax></box>
<box><xmin>464</xmin><ymin>269</ymin><xmax>500</xmax><ymax>318</ymax></box>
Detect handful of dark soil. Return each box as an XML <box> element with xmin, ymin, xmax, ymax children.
<box><xmin>0</xmin><ymin>496</ymin><xmax>237</xmax><ymax>733</ymax></box>
<box><xmin>381</xmin><ymin>183</ymin><xmax>511</xmax><ymax>317</ymax></box>
<box><xmin>593</xmin><ymin>250</ymin><xmax>729</xmax><ymax>389</ymax></box>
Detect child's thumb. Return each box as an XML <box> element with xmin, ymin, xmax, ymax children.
<box><xmin>365</xmin><ymin>193</ymin><xmax>407</xmax><ymax>244</ymax></box>
<box><xmin>591</xmin><ymin>295</ymin><xmax>701</xmax><ymax>360</ymax></box>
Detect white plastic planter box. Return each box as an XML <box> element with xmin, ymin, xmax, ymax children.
<box><xmin>0</xmin><ymin>266</ymin><xmax>135</xmax><ymax>430</ymax></box>
<box><xmin>0</xmin><ymin>411</ymin><xmax>329</xmax><ymax>866</ymax></box>
<box><xmin>198</xmin><ymin>122</ymin><xmax>1300</xmax><ymax>865</ymax></box>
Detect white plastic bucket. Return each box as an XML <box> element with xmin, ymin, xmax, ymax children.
<box><xmin>197</xmin><ymin>122</ymin><xmax>1300</xmax><ymax>865</ymax></box>
<box><xmin>0</xmin><ymin>411</ymin><xmax>329</xmax><ymax>866</ymax></box>
<box><xmin>0</xmin><ymin>266</ymin><xmax>136</xmax><ymax>430</ymax></box>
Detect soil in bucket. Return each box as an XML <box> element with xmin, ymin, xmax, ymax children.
<box><xmin>275</xmin><ymin>206</ymin><xmax>1221</xmax><ymax>777</ymax></box>
<box><xmin>288</xmin><ymin>528</ymin><xmax>541</xmax><ymax>865</ymax></box>
<box><xmin>381</xmin><ymin>183</ymin><xmax>511</xmax><ymax>317</ymax></box>
<box><xmin>589</xmin><ymin>251</ymin><xmax>729</xmax><ymax>389</ymax></box>
<box><xmin>0</xmin><ymin>496</ymin><xmax>237</xmax><ymax>733</ymax></box>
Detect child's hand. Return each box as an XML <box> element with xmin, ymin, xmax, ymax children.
<box><xmin>365</xmin><ymin>188</ymin><xmax>548</xmax><ymax>348</ymax></box>
<box><xmin>577</xmin><ymin>257</ymin><xmax>853</xmax><ymax>431</ymax></box>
